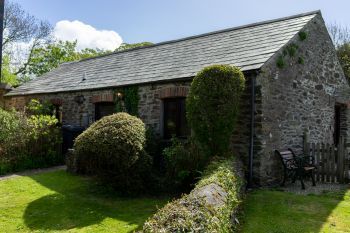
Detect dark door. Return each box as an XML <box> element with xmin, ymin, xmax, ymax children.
<box><xmin>334</xmin><ymin>105</ymin><xmax>341</xmax><ymax>145</ymax></box>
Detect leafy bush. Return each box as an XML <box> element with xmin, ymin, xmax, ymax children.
<box><xmin>26</xmin><ymin>99</ymin><xmax>54</xmax><ymax>116</ymax></box>
<box><xmin>163</xmin><ymin>137</ymin><xmax>208</xmax><ymax>193</ymax></box>
<box><xmin>72</xmin><ymin>112</ymin><xmax>150</xmax><ymax>194</ymax></box>
<box><xmin>186</xmin><ymin>65</ymin><xmax>245</xmax><ymax>157</ymax></box>
<box><xmin>0</xmin><ymin>106</ymin><xmax>62</xmax><ymax>175</ymax></box>
<box><xmin>0</xmin><ymin>109</ymin><xmax>29</xmax><ymax>172</ymax></box>
<box><xmin>26</xmin><ymin>114</ymin><xmax>62</xmax><ymax>167</ymax></box>
<box><xmin>142</xmin><ymin>158</ymin><xmax>244</xmax><ymax>233</ymax></box>
<box><xmin>337</xmin><ymin>43</ymin><xmax>350</xmax><ymax>83</ymax></box>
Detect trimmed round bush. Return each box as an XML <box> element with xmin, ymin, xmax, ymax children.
<box><xmin>186</xmin><ymin>65</ymin><xmax>245</xmax><ymax>157</ymax></box>
<box><xmin>73</xmin><ymin>112</ymin><xmax>149</xmax><ymax>193</ymax></box>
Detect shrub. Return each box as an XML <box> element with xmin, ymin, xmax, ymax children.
<box><xmin>73</xmin><ymin>112</ymin><xmax>150</xmax><ymax>194</ymax></box>
<box><xmin>26</xmin><ymin>114</ymin><xmax>62</xmax><ymax>167</ymax></box>
<box><xmin>0</xmin><ymin>106</ymin><xmax>62</xmax><ymax>174</ymax></box>
<box><xmin>162</xmin><ymin>137</ymin><xmax>208</xmax><ymax>193</ymax></box>
<box><xmin>26</xmin><ymin>99</ymin><xmax>54</xmax><ymax>116</ymax></box>
<box><xmin>186</xmin><ymin>65</ymin><xmax>245</xmax><ymax>157</ymax></box>
<box><xmin>0</xmin><ymin>109</ymin><xmax>29</xmax><ymax>173</ymax></box>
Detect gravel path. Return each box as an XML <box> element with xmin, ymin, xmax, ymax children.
<box><xmin>0</xmin><ymin>165</ymin><xmax>66</xmax><ymax>181</ymax></box>
<box><xmin>280</xmin><ymin>180</ymin><xmax>350</xmax><ymax>195</ymax></box>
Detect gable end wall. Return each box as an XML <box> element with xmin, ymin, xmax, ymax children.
<box><xmin>255</xmin><ymin>14</ymin><xmax>348</xmax><ymax>185</ymax></box>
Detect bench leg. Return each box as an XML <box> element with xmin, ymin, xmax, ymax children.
<box><xmin>281</xmin><ymin>171</ymin><xmax>287</xmax><ymax>186</ymax></box>
<box><xmin>311</xmin><ymin>171</ymin><xmax>316</xmax><ymax>186</ymax></box>
<box><xmin>292</xmin><ymin>172</ymin><xmax>296</xmax><ymax>183</ymax></box>
<box><xmin>300</xmin><ymin>177</ymin><xmax>305</xmax><ymax>190</ymax></box>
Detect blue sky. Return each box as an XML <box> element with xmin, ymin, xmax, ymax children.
<box><xmin>12</xmin><ymin>0</ymin><xmax>350</xmax><ymax>49</ymax></box>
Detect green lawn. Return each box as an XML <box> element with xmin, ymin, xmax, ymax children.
<box><xmin>0</xmin><ymin>170</ymin><xmax>168</xmax><ymax>233</ymax></box>
<box><xmin>241</xmin><ymin>188</ymin><xmax>350</xmax><ymax>233</ymax></box>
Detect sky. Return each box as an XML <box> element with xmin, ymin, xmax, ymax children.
<box><xmin>11</xmin><ymin>0</ymin><xmax>350</xmax><ymax>51</ymax></box>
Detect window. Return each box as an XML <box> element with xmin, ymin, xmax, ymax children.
<box><xmin>163</xmin><ymin>98</ymin><xmax>189</xmax><ymax>139</ymax></box>
<box><xmin>52</xmin><ymin>104</ymin><xmax>62</xmax><ymax>124</ymax></box>
<box><xmin>95</xmin><ymin>102</ymin><xmax>115</xmax><ymax>120</ymax></box>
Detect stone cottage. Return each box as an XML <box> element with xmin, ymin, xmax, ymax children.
<box><xmin>1</xmin><ymin>10</ymin><xmax>349</xmax><ymax>185</ymax></box>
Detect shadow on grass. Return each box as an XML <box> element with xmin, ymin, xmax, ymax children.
<box><xmin>240</xmin><ymin>186</ymin><xmax>350</xmax><ymax>233</ymax></box>
<box><xmin>23</xmin><ymin>170</ymin><xmax>167</xmax><ymax>232</ymax></box>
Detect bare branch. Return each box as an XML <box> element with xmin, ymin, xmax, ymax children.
<box><xmin>327</xmin><ymin>22</ymin><xmax>350</xmax><ymax>48</ymax></box>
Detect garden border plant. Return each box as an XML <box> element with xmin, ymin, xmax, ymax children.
<box><xmin>69</xmin><ymin>112</ymin><xmax>153</xmax><ymax>195</ymax></box>
<box><xmin>0</xmin><ymin>99</ymin><xmax>63</xmax><ymax>175</ymax></box>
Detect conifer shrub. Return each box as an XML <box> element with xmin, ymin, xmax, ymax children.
<box><xmin>186</xmin><ymin>65</ymin><xmax>245</xmax><ymax>157</ymax></box>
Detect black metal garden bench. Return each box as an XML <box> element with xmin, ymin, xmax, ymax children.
<box><xmin>275</xmin><ymin>148</ymin><xmax>317</xmax><ymax>190</ymax></box>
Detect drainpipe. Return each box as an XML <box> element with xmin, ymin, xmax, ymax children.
<box><xmin>247</xmin><ymin>72</ymin><xmax>257</xmax><ymax>189</ymax></box>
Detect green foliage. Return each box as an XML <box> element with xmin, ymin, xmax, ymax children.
<box><xmin>26</xmin><ymin>99</ymin><xmax>54</xmax><ymax>116</ymax></box>
<box><xmin>0</xmin><ymin>108</ymin><xmax>24</xmax><ymax>142</ymax></box>
<box><xmin>143</xmin><ymin>158</ymin><xmax>244</xmax><ymax>233</ymax></box>
<box><xmin>114</xmin><ymin>86</ymin><xmax>140</xmax><ymax>116</ymax></box>
<box><xmin>276</xmin><ymin>55</ymin><xmax>286</xmax><ymax>68</ymax></box>
<box><xmin>115</xmin><ymin>42</ymin><xmax>153</xmax><ymax>52</ymax></box>
<box><xmin>1</xmin><ymin>55</ymin><xmax>19</xmax><ymax>86</ymax></box>
<box><xmin>162</xmin><ymin>137</ymin><xmax>208</xmax><ymax>193</ymax></box>
<box><xmin>186</xmin><ymin>65</ymin><xmax>245</xmax><ymax>157</ymax></box>
<box><xmin>73</xmin><ymin>112</ymin><xmax>150</xmax><ymax>194</ymax></box>
<box><xmin>337</xmin><ymin>43</ymin><xmax>350</xmax><ymax>83</ymax></box>
<box><xmin>285</xmin><ymin>43</ymin><xmax>299</xmax><ymax>57</ymax></box>
<box><xmin>26</xmin><ymin>40</ymin><xmax>110</xmax><ymax>77</ymax></box>
<box><xmin>27</xmin><ymin>115</ymin><xmax>59</xmax><ymax>139</ymax></box>
<box><xmin>298</xmin><ymin>56</ymin><xmax>305</xmax><ymax>65</ymax></box>
<box><xmin>298</xmin><ymin>31</ymin><xmax>308</xmax><ymax>41</ymax></box>
<box><xmin>0</xmin><ymin>105</ymin><xmax>62</xmax><ymax>175</ymax></box>
<box><xmin>123</xmin><ymin>86</ymin><xmax>140</xmax><ymax>116</ymax></box>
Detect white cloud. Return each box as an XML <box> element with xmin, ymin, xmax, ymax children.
<box><xmin>54</xmin><ymin>20</ymin><xmax>123</xmax><ymax>51</ymax></box>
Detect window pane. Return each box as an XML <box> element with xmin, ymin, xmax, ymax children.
<box><xmin>163</xmin><ymin>98</ymin><xmax>189</xmax><ymax>139</ymax></box>
<box><xmin>164</xmin><ymin>99</ymin><xmax>178</xmax><ymax>139</ymax></box>
<box><xmin>95</xmin><ymin>102</ymin><xmax>115</xmax><ymax>120</ymax></box>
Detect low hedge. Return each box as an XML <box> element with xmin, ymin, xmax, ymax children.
<box><xmin>142</xmin><ymin>157</ymin><xmax>245</xmax><ymax>232</ymax></box>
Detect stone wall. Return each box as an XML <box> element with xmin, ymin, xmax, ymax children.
<box><xmin>4</xmin><ymin>89</ymin><xmax>115</xmax><ymax>127</ymax></box>
<box><xmin>3</xmin><ymin>81</ymin><xmax>193</xmax><ymax>134</ymax></box>
<box><xmin>256</xmin><ymin>14</ymin><xmax>349</xmax><ymax>185</ymax></box>
<box><xmin>138</xmin><ymin>81</ymin><xmax>191</xmax><ymax>136</ymax></box>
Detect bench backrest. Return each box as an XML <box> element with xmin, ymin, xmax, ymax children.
<box><xmin>275</xmin><ymin>149</ymin><xmax>297</xmax><ymax>170</ymax></box>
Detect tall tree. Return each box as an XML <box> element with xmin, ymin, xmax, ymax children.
<box><xmin>337</xmin><ymin>43</ymin><xmax>350</xmax><ymax>83</ymax></box>
<box><xmin>2</xmin><ymin>1</ymin><xmax>51</xmax><ymax>81</ymax></box>
<box><xmin>25</xmin><ymin>40</ymin><xmax>109</xmax><ymax>78</ymax></box>
<box><xmin>25</xmin><ymin>41</ymin><xmax>153</xmax><ymax>78</ymax></box>
<box><xmin>328</xmin><ymin>23</ymin><xmax>350</xmax><ymax>48</ymax></box>
<box><xmin>115</xmin><ymin>42</ymin><xmax>153</xmax><ymax>52</ymax></box>
<box><xmin>328</xmin><ymin>23</ymin><xmax>350</xmax><ymax>83</ymax></box>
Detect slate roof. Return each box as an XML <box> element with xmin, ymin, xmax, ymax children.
<box><xmin>7</xmin><ymin>11</ymin><xmax>320</xmax><ymax>96</ymax></box>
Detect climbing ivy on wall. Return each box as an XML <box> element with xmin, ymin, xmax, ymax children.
<box><xmin>276</xmin><ymin>31</ymin><xmax>308</xmax><ymax>69</ymax></box>
<box><xmin>114</xmin><ymin>86</ymin><xmax>140</xmax><ymax>116</ymax></box>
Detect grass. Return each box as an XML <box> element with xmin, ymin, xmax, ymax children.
<box><xmin>241</xmin><ymin>188</ymin><xmax>350</xmax><ymax>233</ymax></box>
<box><xmin>0</xmin><ymin>170</ymin><xmax>168</xmax><ymax>233</ymax></box>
